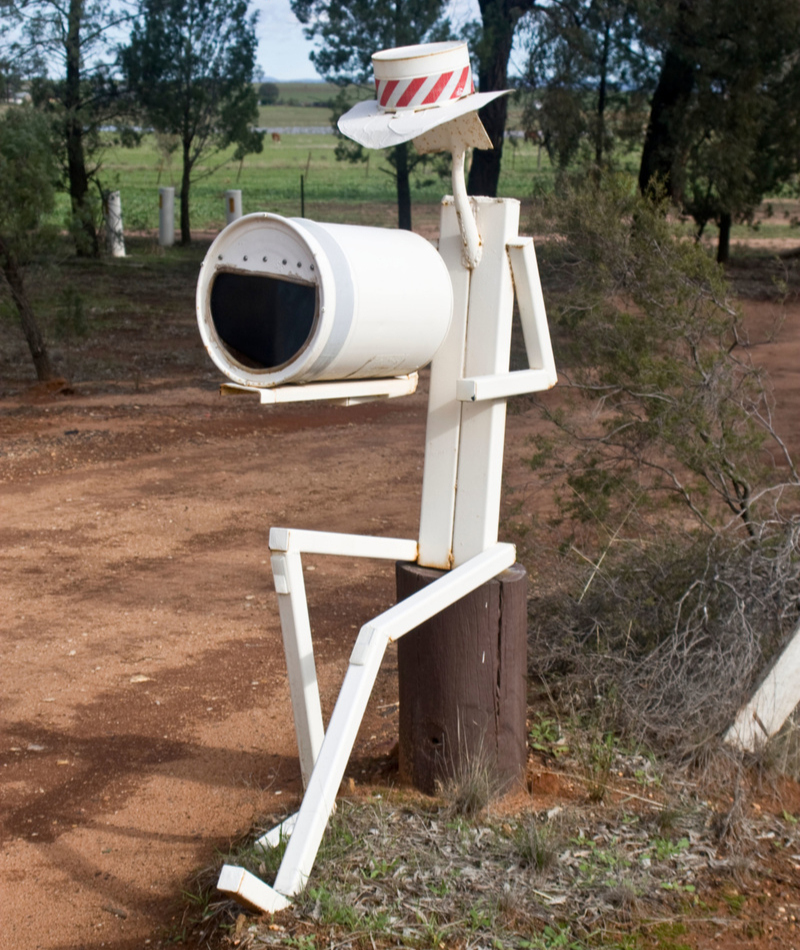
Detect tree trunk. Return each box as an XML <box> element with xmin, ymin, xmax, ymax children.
<box><xmin>396</xmin><ymin>562</ymin><xmax>528</xmax><ymax>796</ymax></box>
<box><xmin>467</xmin><ymin>0</ymin><xmax>526</xmax><ymax>198</ymax></box>
<box><xmin>595</xmin><ymin>23</ymin><xmax>610</xmax><ymax>168</ymax></box>
<box><xmin>394</xmin><ymin>142</ymin><xmax>411</xmax><ymax>231</ymax></box>
<box><xmin>638</xmin><ymin>46</ymin><xmax>695</xmax><ymax>199</ymax></box>
<box><xmin>469</xmin><ymin>96</ymin><xmax>508</xmax><ymax>198</ymax></box>
<box><xmin>717</xmin><ymin>211</ymin><xmax>731</xmax><ymax>264</ymax></box>
<box><xmin>180</xmin><ymin>140</ymin><xmax>192</xmax><ymax>245</ymax></box>
<box><xmin>0</xmin><ymin>238</ymin><xmax>55</xmax><ymax>381</ymax></box>
<box><xmin>65</xmin><ymin>0</ymin><xmax>99</xmax><ymax>258</ymax></box>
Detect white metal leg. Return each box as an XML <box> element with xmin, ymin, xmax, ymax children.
<box><xmin>270</xmin><ymin>529</ymin><xmax>419</xmax><ymax>787</ymax></box>
<box><xmin>272</xmin><ymin>550</ymin><xmax>324</xmax><ymax>788</ymax></box>
<box><xmin>218</xmin><ymin>864</ymin><xmax>291</xmax><ymax>914</ymax></box>
<box><xmin>256</xmin><ymin>812</ymin><xmax>299</xmax><ymax>850</ymax></box>
<box><xmin>220</xmin><ymin>543</ymin><xmax>515</xmax><ymax>910</ymax></box>
<box><xmin>274</xmin><ymin>633</ymin><xmax>388</xmax><ymax>897</ymax></box>
<box><xmin>270</xmin><ymin>527</ymin><xmax>418</xmax><ymax>561</ymax></box>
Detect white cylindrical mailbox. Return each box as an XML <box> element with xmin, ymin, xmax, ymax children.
<box><xmin>225</xmin><ymin>189</ymin><xmax>242</xmax><ymax>224</ymax></box>
<box><xmin>159</xmin><ymin>187</ymin><xmax>175</xmax><ymax>246</ymax></box>
<box><xmin>196</xmin><ymin>213</ymin><xmax>453</xmax><ymax>388</ymax></box>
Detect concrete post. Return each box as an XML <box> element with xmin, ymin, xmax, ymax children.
<box><xmin>104</xmin><ymin>191</ymin><xmax>125</xmax><ymax>258</ymax></box>
<box><xmin>159</xmin><ymin>187</ymin><xmax>175</xmax><ymax>247</ymax></box>
<box><xmin>225</xmin><ymin>189</ymin><xmax>242</xmax><ymax>225</ymax></box>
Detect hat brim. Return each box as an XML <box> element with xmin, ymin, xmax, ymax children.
<box><xmin>338</xmin><ymin>89</ymin><xmax>511</xmax><ymax>150</ymax></box>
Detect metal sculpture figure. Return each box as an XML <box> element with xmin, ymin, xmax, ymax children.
<box><xmin>199</xmin><ymin>41</ymin><xmax>558</xmax><ymax>913</ymax></box>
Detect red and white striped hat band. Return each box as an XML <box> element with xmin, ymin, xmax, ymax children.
<box><xmin>372</xmin><ymin>41</ymin><xmax>474</xmax><ymax>114</ymax></box>
<box><xmin>375</xmin><ymin>65</ymin><xmax>474</xmax><ymax>113</ymax></box>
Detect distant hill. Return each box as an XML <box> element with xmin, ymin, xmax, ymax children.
<box><xmin>261</xmin><ymin>77</ymin><xmax>325</xmax><ymax>84</ymax></box>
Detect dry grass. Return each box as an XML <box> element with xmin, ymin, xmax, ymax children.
<box><xmin>187</xmin><ymin>767</ymin><xmax>800</xmax><ymax>950</ymax></box>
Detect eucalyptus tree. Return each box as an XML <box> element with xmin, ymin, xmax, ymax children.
<box><xmin>290</xmin><ymin>0</ymin><xmax>451</xmax><ymax>230</ymax></box>
<box><xmin>121</xmin><ymin>0</ymin><xmax>263</xmax><ymax>245</ymax></box>
<box><xmin>519</xmin><ymin>0</ymin><xmax>650</xmax><ymax>172</ymax></box>
<box><xmin>638</xmin><ymin>0</ymin><xmax>800</xmax><ymax>262</ymax></box>
<box><xmin>1</xmin><ymin>0</ymin><xmax>134</xmax><ymax>257</ymax></box>
<box><xmin>466</xmin><ymin>0</ymin><xmax>538</xmax><ymax>197</ymax></box>
<box><xmin>0</xmin><ymin>107</ymin><xmax>58</xmax><ymax>380</ymax></box>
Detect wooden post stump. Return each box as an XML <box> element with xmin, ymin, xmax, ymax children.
<box><xmin>395</xmin><ymin>561</ymin><xmax>528</xmax><ymax>796</ymax></box>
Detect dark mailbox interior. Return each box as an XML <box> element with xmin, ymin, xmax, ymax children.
<box><xmin>210</xmin><ymin>272</ymin><xmax>317</xmax><ymax>370</ymax></box>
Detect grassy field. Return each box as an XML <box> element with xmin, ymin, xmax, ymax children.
<box><xmin>42</xmin><ymin>86</ymin><xmax>790</xmax><ymax>250</ymax></box>
<box><xmin>266</xmin><ymin>80</ymin><xmax>341</xmax><ymax>105</ymax></box>
<box><xmin>82</xmin><ymin>129</ymin><xmax>569</xmax><ymax>235</ymax></box>
<box><xmin>65</xmin><ymin>84</ymin><xmax>555</xmax><ymax>235</ymax></box>
<box><xmin>46</xmin><ymin>124</ymin><xmax>789</xmax><ymax>253</ymax></box>
<box><xmin>256</xmin><ymin>104</ymin><xmax>334</xmax><ymax>127</ymax></box>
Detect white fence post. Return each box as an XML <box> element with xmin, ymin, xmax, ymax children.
<box><xmin>224</xmin><ymin>189</ymin><xmax>242</xmax><ymax>224</ymax></box>
<box><xmin>159</xmin><ymin>187</ymin><xmax>175</xmax><ymax>247</ymax></box>
<box><xmin>104</xmin><ymin>191</ymin><xmax>125</xmax><ymax>258</ymax></box>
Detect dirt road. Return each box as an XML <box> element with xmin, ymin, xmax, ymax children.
<box><xmin>0</xmin><ymin>382</ymin><xmax>438</xmax><ymax>949</ymax></box>
<box><xmin>1</xmin><ymin>285</ymin><xmax>798</xmax><ymax>949</ymax></box>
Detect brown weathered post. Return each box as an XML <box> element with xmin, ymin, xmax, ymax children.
<box><xmin>396</xmin><ymin>562</ymin><xmax>528</xmax><ymax>795</ymax></box>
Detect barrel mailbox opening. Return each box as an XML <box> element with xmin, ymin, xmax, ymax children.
<box><xmin>197</xmin><ymin>213</ymin><xmax>453</xmax><ymax>390</ymax></box>
<box><xmin>209</xmin><ymin>272</ymin><xmax>317</xmax><ymax>372</ymax></box>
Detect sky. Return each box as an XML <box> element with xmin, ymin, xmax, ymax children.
<box><xmin>254</xmin><ymin>0</ymin><xmax>483</xmax><ymax>82</ymax></box>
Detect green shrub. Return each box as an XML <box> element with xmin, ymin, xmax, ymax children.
<box><xmin>525</xmin><ymin>173</ymin><xmax>800</xmax><ymax>762</ymax></box>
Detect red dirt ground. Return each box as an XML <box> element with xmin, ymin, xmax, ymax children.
<box><xmin>1</xmin><ymin>255</ymin><xmax>799</xmax><ymax>950</ymax></box>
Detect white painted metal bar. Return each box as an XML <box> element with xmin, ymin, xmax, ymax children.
<box><xmin>219</xmin><ymin>374</ymin><xmax>418</xmax><ymax>405</ymax></box>
<box><xmin>417</xmin><ymin>198</ymin><xmax>471</xmax><ymax>569</ymax></box>
<box><xmin>456</xmin><ymin>368</ymin><xmax>557</xmax><ymax>402</ymax></box>
<box><xmin>269</xmin><ymin>527</ymin><xmax>417</xmax><ymax>561</ymax></box>
<box><xmin>218</xmin><ymin>864</ymin><xmax>291</xmax><ymax>914</ymax></box>
<box><xmin>451</xmin><ymin>199</ymin><xmax>520</xmax><ymax>566</ymax></box>
<box><xmin>272</xmin><ymin>551</ymin><xmax>325</xmax><ymax>786</ymax></box>
<box><xmin>256</xmin><ymin>812</ymin><xmax>299</xmax><ymax>850</ymax></box>
<box><xmin>725</xmin><ymin>619</ymin><xmax>800</xmax><ymax>751</ymax></box>
<box><xmin>270</xmin><ymin>529</ymin><xmax>418</xmax><ymax>784</ymax></box>
<box><xmin>273</xmin><ymin>542</ymin><xmax>514</xmax><ymax>899</ymax></box>
<box><xmin>507</xmin><ymin>239</ymin><xmax>558</xmax><ymax>388</ymax></box>
<box><xmin>351</xmin><ymin>541</ymin><xmax>515</xmax><ymax>654</ymax></box>
<box><xmin>273</xmin><ymin>633</ymin><xmax>387</xmax><ymax>899</ymax></box>
<box><xmin>220</xmin><ymin>543</ymin><xmax>515</xmax><ymax>910</ymax></box>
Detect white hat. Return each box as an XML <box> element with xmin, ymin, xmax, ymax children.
<box><xmin>338</xmin><ymin>41</ymin><xmax>511</xmax><ymax>151</ymax></box>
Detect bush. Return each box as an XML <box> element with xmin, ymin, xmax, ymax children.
<box><xmin>525</xmin><ymin>174</ymin><xmax>800</xmax><ymax>762</ymax></box>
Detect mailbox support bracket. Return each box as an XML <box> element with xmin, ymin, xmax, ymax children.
<box><xmin>220</xmin><ymin>373</ymin><xmax>418</xmax><ymax>406</ymax></box>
